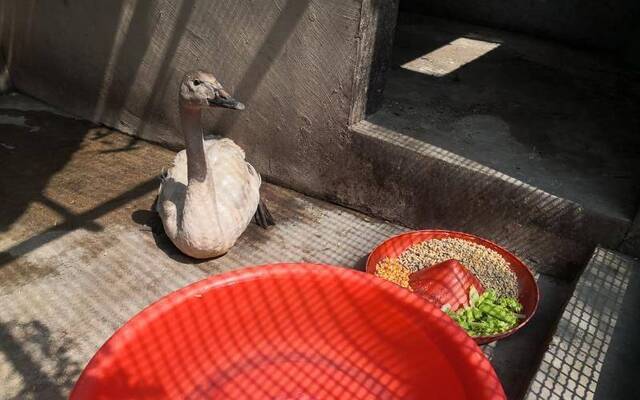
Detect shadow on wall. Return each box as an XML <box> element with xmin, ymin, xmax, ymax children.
<box><xmin>0</xmin><ymin>0</ymin><xmax>195</xmax><ymax>152</ymax></box>
<box><xmin>0</xmin><ymin>0</ymin><xmax>311</xmax><ymax>242</ymax></box>
<box><xmin>1</xmin><ymin>0</ymin><xmax>314</xmax><ymax>147</ymax></box>
<box><xmin>210</xmin><ymin>0</ymin><xmax>310</xmax><ymax>136</ymax></box>
<box><xmin>0</xmin><ymin>0</ymin><xmax>317</xmax><ymax>269</ymax></box>
<box><xmin>0</xmin><ymin>0</ymin><xmax>157</xmax><ymax>233</ymax></box>
<box><xmin>0</xmin><ymin>1</ymin><xmax>131</xmax><ymax>112</ymax></box>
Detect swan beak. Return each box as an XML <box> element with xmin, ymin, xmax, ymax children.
<box><xmin>207</xmin><ymin>92</ymin><xmax>245</xmax><ymax>110</ymax></box>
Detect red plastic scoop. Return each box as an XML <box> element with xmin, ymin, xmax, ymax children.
<box><xmin>409</xmin><ymin>259</ymin><xmax>484</xmax><ymax>311</ymax></box>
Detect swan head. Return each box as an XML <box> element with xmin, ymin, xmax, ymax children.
<box><xmin>179</xmin><ymin>70</ymin><xmax>245</xmax><ymax>111</ymax></box>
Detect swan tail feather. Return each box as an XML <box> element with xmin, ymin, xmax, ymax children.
<box><xmin>254</xmin><ymin>198</ymin><xmax>275</xmax><ymax>229</ymax></box>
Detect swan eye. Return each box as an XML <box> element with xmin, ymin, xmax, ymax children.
<box><xmin>193</xmin><ymin>79</ymin><xmax>202</xmax><ymax>86</ymax></box>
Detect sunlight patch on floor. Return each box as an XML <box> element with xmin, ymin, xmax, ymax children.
<box><xmin>401</xmin><ymin>37</ymin><xmax>500</xmax><ymax>77</ymax></box>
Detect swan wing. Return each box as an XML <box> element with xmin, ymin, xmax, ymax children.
<box><xmin>205</xmin><ymin>139</ymin><xmax>261</xmax><ymax>229</ymax></box>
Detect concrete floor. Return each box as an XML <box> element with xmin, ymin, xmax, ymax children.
<box><xmin>0</xmin><ymin>93</ymin><xmax>406</xmax><ymax>398</ymax></box>
<box><xmin>0</xmin><ymin>93</ymin><xmax>579</xmax><ymax>399</ymax></box>
<box><xmin>1</xmin><ymin>15</ymin><xmax>634</xmax><ymax>397</ymax></box>
<box><xmin>370</xmin><ymin>14</ymin><xmax>640</xmax><ymax>222</ymax></box>
<box><xmin>527</xmin><ymin>248</ymin><xmax>640</xmax><ymax>400</ymax></box>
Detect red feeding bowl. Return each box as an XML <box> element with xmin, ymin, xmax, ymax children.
<box><xmin>367</xmin><ymin>230</ymin><xmax>539</xmax><ymax>345</ymax></box>
<box><xmin>72</xmin><ymin>264</ymin><xmax>506</xmax><ymax>399</ymax></box>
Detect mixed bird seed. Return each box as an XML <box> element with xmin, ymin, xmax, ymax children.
<box><xmin>376</xmin><ymin>238</ymin><xmax>519</xmax><ymax>298</ymax></box>
<box><xmin>374</xmin><ymin>257</ymin><xmax>411</xmax><ymax>289</ymax></box>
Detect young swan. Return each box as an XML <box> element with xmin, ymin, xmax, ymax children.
<box><xmin>157</xmin><ymin>70</ymin><xmax>273</xmax><ymax>259</ymax></box>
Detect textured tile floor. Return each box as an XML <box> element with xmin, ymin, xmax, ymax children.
<box><xmin>0</xmin><ymin>94</ymin><xmax>405</xmax><ymax>398</ymax></box>
<box><xmin>526</xmin><ymin>248</ymin><xmax>640</xmax><ymax>399</ymax></box>
<box><xmin>1</xmin><ymin>93</ymin><xmax>590</xmax><ymax>399</ymax></box>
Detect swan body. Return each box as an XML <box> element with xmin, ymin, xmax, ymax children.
<box><xmin>156</xmin><ymin>70</ymin><xmax>270</xmax><ymax>259</ymax></box>
<box><xmin>157</xmin><ymin>139</ymin><xmax>261</xmax><ymax>258</ymax></box>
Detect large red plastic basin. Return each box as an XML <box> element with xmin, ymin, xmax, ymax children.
<box><xmin>71</xmin><ymin>263</ymin><xmax>505</xmax><ymax>399</ymax></box>
<box><xmin>366</xmin><ymin>230</ymin><xmax>539</xmax><ymax>345</ymax></box>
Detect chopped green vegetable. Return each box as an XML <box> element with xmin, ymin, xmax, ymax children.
<box><xmin>442</xmin><ymin>286</ymin><xmax>524</xmax><ymax>337</ymax></box>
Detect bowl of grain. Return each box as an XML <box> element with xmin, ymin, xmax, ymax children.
<box><xmin>367</xmin><ymin>230</ymin><xmax>538</xmax><ymax>345</ymax></box>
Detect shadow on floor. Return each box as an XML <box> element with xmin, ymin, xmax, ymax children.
<box><xmin>0</xmin><ymin>177</ymin><xmax>160</xmax><ymax>268</ymax></box>
<box><xmin>130</xmin><ymin>208</ymin><xmax>209</xmax><ymax>265</ymax></box>
<box><xmin>0</xmin><ymin>3</ymin><xmax>315</xmax><ymax>397</ymax></box>
<box><xmin>0</xmin><ymin>109</ymin><xmax>94</xmax><ymax>233</ymax></box>
<box><xmin>370</xmin><ymin>13</ymin><xmax>640</xmax><ymax>220</ymax></box>
<box><xmin>0</xmin><ymin>320</ymin><xmax>82</xmax><ymax>400</ymax></box>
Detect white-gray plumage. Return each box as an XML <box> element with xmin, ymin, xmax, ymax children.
<box><xmin>156</xmin><ymin>70</ymin><xmax>270</xmax><ymax>259</ymax></box>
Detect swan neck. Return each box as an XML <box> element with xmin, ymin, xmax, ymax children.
<box><xmin>180</xmin><ymin>106</ymin><xmax>207</xmax><ymax>183</ymax></box>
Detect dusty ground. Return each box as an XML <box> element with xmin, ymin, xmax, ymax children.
<box><xmin>0</xmin><ymin>93</ymin><xmax>406</xmax><ymax>398</ymax></box>
<box><xmin>372</xmin><ymin>14</ymin><xmax>640</xmax><ymax>222</ymax></box>
<box><xmin>0</xmin><ymin>93</ymin><xmax>577</xmax><ymax>399</ymax></box>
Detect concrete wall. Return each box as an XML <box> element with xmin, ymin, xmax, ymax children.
<box><xmin>621</xmin><ymin>209</ymin><xmax>640</xmax><ymax>258</ymax></box>
<box><xmin>400</xmin><ymin>0</ymin><xmax>640</xmax><ymax>53</ymax></box>
<box><xmin>2</xmin><ymin>0</ymin><xmax>631</xmax><ymax>273</ymax></box>
<box><xmin>0</xmin><ymin>0</ymin><xmax>395</xmax><ymax>197</ymax></box>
